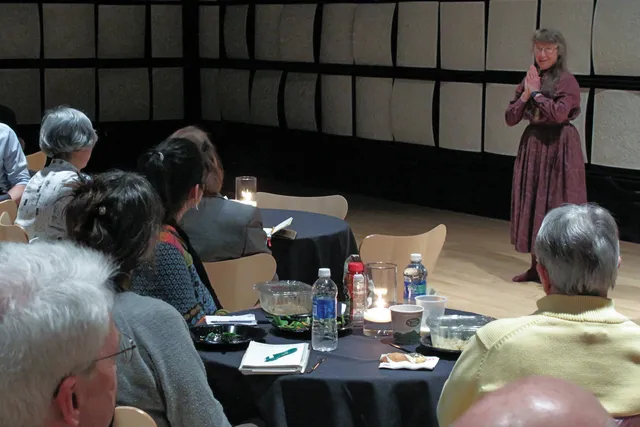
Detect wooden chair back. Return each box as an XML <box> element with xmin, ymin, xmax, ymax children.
<box><xmin>26</xmin><ymin>151</ymin><xmax>47</xmax><ymax>171</ymax></box>
<box><xmin>113</xmin><ymin>406</ymin><xmax>157</xmax><ymax>427</ymax></box>
<box><xmin>255</xmin><ymin>192</ymin><xmax>348</xmax><ymax>219</ymax></box>
<box><xmin>203</xmin><ymin>253</ymin><xmax>277</xmax><ymax>312</ymax></box>
<box><xmin>0</xmin><ymin>199</ymin><xmax>17</xmax><ymax>223</ymax></box>
<box><xmin>0</xmin><ymin>212</ymin><xmax>28</xmax><ymax>243</ymax></box>
<box><xmin>359</xmin><ymin>224</ymin><xmax>447</xmax><ymax>303</ymax></box>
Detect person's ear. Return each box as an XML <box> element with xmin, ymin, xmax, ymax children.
<box><xmin>54</xmin><ymin>376</ymin><xmax>81</xmax><ymax>426</ymax></box>
<box><xmin>618</xmin><ymin>256</ymin><xmax>622</xmax><ymax>269</ymax></box>
<box><xmin>536</xmin><ymin>262</ymin><xmax>552</xmax><ymax>295</ymax></box>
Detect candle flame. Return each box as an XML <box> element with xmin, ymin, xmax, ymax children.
<box><xmin>241</xmin><ymin>190</ymin><xmax>254</xmax><ymax>201</ymax></box>
<box><xmin>374</xmin><ymin>289</ymin><xmax>386</xmax><ymax>308</ymax></box>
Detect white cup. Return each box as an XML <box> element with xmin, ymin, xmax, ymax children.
<box><xmin>415</xmin><ymin>295</ymin><xmax>448</xmax><ymax>335</ymax></box>
<box><xmin>390</xmin><ymin>304</ymin><xmax>424</xmax><ymax>345</ymax></box>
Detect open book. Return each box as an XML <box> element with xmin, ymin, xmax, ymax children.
<box><xmin>264</xmin><ymin>217</ymin><xmax>296</xmax><ymax>240</ymax></box>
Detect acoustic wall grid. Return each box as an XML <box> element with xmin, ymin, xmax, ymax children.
<box><xmin>200</xmin><ymin>0</ymin><xmax>640</xmax><ymax>178</ymax></box>
<box><xmin>0</xmin><ymin>1</ymin><xmax>185</xmax><ymax>126</ymax></box>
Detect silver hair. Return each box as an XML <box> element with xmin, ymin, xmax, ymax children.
<box><xmin>0</xmin><ymin>241</ymin><xmax>116</xmax><ymax>427</ymax></box>
<box><xmin>39</xmin><ymin>106</ymin><xmax>96</xmax><ymax>158</ymax></box>
<box><xmin>535</xmin><ymin>204</ymin><xmax>619</xmax><ymax>296</ymax></box>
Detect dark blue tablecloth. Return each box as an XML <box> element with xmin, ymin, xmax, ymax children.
<box><xmin>261</xmin><ymin>209</ymin><xmax>358</xmax><ymax>288</ymax></box>
<box><xmin>200</xmin><ymin>309</ymin><xmax>467</xmax><ymax>427</ymax></box>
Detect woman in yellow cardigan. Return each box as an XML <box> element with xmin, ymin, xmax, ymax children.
<box><xmin>437</xmin><ymin>204</ymin><xmax>640</xmax><ymax>426</ymax></box>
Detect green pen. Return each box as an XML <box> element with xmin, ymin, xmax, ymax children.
<box><xmin>264</xmin><ymin>347</ymin><xmax>298</xmax><ymax>362</ymax></box>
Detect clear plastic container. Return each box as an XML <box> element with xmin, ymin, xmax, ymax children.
<box><xmin>253</xmin><ymin>281</ymin><xmax>313</xmax><ymax>316</ymax></box>
<box><xmin>427</xmin><ymin>314</ymin><xmax>495</xmax><ymax>351</ymax></box>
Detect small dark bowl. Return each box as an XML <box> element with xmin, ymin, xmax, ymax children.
<box><xmin>190</xmin><ymin>324</ymin><xmax>267</xmax><ymax>351</ymax></box>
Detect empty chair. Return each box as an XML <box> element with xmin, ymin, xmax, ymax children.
<box><xmin>0</xmin><ymin>211</ymin><xmax>28</xmax><ymax>243</ymax></box>
<box><xmin>203</xmin><ymin>253</ymin><xmax>277</xmax><ymax>312</ymax></box>
<box><xmin>0</xmin><ymin>199</ymin><xmax>17</xmax><ymax>223</ymax></box>
<box><xmin>255</xmin><ymin>192</ymin><xmax>348</xmax><ymax>220</ymax></box>
<box><xmin>113</xmin><ymin>406</ymin><xmax>157</xmax><ymax>427</ymax></box>
<box><xmin>26</xmin><ymin>151</ymin><xmax>47</xmax><ymax>171</ymax></box>
<box><xmin>359</xmin><ymin>224</ymin><xmax>447</xmax><ymax>303</ymax></box>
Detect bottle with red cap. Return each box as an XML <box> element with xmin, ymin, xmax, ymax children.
<box><xmin>344</xmin><ymin>261</ymin><xmax>365</xmax><ymax>328</ymax></box>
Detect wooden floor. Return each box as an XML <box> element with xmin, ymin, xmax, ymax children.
<box><xmin>345</xmin><ymin>194</ymin><xmax>640</xmax><ymax>321</ymax></box>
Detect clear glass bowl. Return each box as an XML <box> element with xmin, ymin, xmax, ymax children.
<box><xmin>253</xmin><ymin>280</ymin><xmax>313</xmax><ymax>316</ymax></box>
<box><xmin>427</xmin><ymin>314</ymin><xmax>495</xmax><ymax>352</ymax></box>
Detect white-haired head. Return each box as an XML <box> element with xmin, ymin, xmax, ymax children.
<box><xmin>535</xmin><ymin>203</ymin><xmax>619</xmax><ymax>296</ymax></box>
<box><xmin>0</xmin><ymin>240</ymin><xmax>116</xmax><ymax>427</ymax></box>
<box><xmin>39</xmin><ymin>106</ymin><xmax>97</xmax><ymax>158</ymax></box>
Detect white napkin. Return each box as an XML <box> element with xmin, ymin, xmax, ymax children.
<box><xmin>378</xmin><ymin>354</ymin><xmax>440</xmax><ymax>371</ymax></box>
<box><xmin>239</xmin><ymin>342</ymin><xmax>311</xmax><ymax>375</ymax></box>
<box><xmin>205</xmin><ymin>314</ymin><xmax>257</xmax><ymax>326</ymax></box>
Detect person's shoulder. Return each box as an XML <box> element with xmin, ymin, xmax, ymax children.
<box><xmin>115</xmin><ymin>291</ymin><xmax>185</xmax><ymax>322</ymax></box>
<box><xmin>475</xmin><ymin>315</ymin><xmax>544</xmax><ymax>348</ymax></box>
<box><xmin>219</xmin><ymin>197</ymin><xmax>259</xmax><ymax>223</ymax></box>
<box><xmin>0</xmin><ymin>123</ymin><xmax>18</xmax><ymax>145</ymax></box>
<box><xmin>559</xmin><ymin>71</ymin><xmax>580</xmax><ymax>89</ymax></box>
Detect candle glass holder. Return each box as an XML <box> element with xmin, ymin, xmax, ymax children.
<box><xmin>235</xmin><ymin>176</ymin><xmax>257</xmax><ymax>206</ymax></box>
<box><xmin>363</xmin><ymin>262</ymin><xmax>397</xmax><ymax>338</ymax></box>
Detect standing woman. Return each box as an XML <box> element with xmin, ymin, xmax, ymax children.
<box><xmin>505</xmin><ymin>28</ymin><xmax>586</xmax><ymax>282</ymax></box>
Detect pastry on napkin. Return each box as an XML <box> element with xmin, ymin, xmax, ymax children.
<box><xmin>379</xmin><ymin>352</ymin><xmax>439</xmax><ymax>370</ymax></box>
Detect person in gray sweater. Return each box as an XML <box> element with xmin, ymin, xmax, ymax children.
<box><xmin>65</xmin><ymin>170</ymin><xmax>233</xmax><ymax>427</ymax></box>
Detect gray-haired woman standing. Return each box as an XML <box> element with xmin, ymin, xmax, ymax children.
<box><xmin>16</xmin><ymin>106</ymin><xmax>97</xmax><ymax>241</ymax></box>
<box><xmin>505</xmin><ymin>28</ymin><xmax>587</xmax><ymax>283</ymax></box>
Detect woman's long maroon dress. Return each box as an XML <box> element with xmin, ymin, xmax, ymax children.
<box><xmin>505</xmin><ymin>71</ymin><xmax>587</xmax><ymax>254</ymax></box>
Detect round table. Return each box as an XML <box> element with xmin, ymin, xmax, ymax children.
<box><xmin>261</xmin><ymin>209</ymin><xmax>358</xmax><ymax>288</ymax></box>
<box><xmin>199</xmin><ymin>308</ymin><xmax>467</xmax><ymax>427</ymax></box>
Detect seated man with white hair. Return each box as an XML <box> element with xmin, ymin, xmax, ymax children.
<box><xmin>438</xmin><ymin>203</ymin><xmax>640</xmax><ymax>426</ymax></box>
<box><xmin>0</xmin><ymin>240</ymin><xmax>124</xmax><ymax>427</ymax></box>
<box><xmin>16</xmin><ymin>105</ymin><xmax>97</xmax><ymax>240</ymax></box>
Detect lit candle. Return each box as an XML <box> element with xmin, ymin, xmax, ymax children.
<box><xmin>239</xmin><ymin>190</ymin><xmax>257</xmax><ymax>207</ymax></box>
<box><xmin>363</xmin><ymin>290</ymin><xmax>391</xmax><ymax>323</ymax></box>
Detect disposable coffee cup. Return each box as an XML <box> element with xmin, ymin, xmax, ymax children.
<box><xmin>390</xmin><ymin>304</ymin><xmax>424</xmax><ymax>345</ymax></box>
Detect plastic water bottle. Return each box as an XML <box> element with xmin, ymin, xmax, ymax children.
<box><xmin>312</xmin><ymin>268</ymin><xmax>338</xmax><ymax>352</ymax></box>
<box><xmin>351</xmin><ymin>273</ymin><xmax>366</xmax><ymax>330</ymax></box>
<box><xmin>403</xmin><ymin>253</ymin><xmax>428</xmax><ymax>304</ymax></box>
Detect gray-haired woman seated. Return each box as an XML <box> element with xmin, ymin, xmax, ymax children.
<box><xmin>66</xmin><ymin>170</ymin><xmax>233</xmax><ymax>427</ymax></box>
<box><xmin>16</xmin><ymin>105</ymin><xmax>97</xmax><ymax>241</ymax></box>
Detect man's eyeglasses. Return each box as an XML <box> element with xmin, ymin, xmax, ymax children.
<box><xmin>53</xmin><ymin>333</ymin><xmax>137</xmax><ymax>397</ymax></box>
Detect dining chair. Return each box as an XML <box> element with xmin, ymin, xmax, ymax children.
<box><xmin>26</xmin><ymin>151</ymin><xmax>47</xmax><ymax>171</ymax></box>
<box><xmin>0</xmin><ymin>212</ymin><xmax>28</xmax><ymax>243</ymax></box>
<box><xmin>0</xmin><ymin>199</ymin><xmax>17</xmax><ymax>223</ymax></box>
<box><xmin>203</xmin><ymin>253</ymin><xmax>277</xmax><ymax>312</ymax></box>
<box><xmin>255</xmin><ymin>192</ymin><xmax>349</xmax><ymax>220</ymax></box>
<box><xmin>359</xmin><ymin>224</ymin><xmax>447</xmax><ymax>304</ymax></box>
<box><xmin>113</xmin><ymin>406</ymin><xmax>157</xmax><ymax>427</ymax></box>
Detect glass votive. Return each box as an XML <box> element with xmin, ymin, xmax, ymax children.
<box><xmin>235</xmin><ymin>176</ymin><xmax>257</xmax><ymax>206</ymax></box>
<box><xmin>363</xmin><ymin>262</ymin><xmax>397</xmax><ymax>338</ymax></box>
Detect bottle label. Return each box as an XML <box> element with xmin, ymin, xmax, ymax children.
<box><xmin>313</xmin><ymin>297</ymin><xmax>336</xmax><ymax>320</ymax></box>
<box><xmin>404</xmin><ymin>279</ymin><xmax>427</xmax><ymax>303</ymax></box>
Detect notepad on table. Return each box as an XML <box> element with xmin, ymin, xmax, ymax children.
<box><xmin>264</xmin><ymin>217</ymin><xmax>297</xmax><ymax>240</ymax></box>
<box><xmin>206</xmin><ymin>314</ymin><xmax>257</xmax><ymax>326</ymax></box>
<box><xmin>239</xmin><ymin>342</ymin><xmax>311</xmax><ymax>375</ymax></box>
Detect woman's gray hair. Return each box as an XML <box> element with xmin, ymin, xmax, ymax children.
<box><xmin>39</xmin><ymin>106</ymin><xmax>96</xmax><ymax>158</ymax></box>
<box><xmin>0</xmin><ymin>241</ymin><xmax>116</xmax><ymax>427</ymax></box>
<box><xmin>535</xmin><ymin>204</ymin><xmax>619</xmax><ymax>296</ymax></box>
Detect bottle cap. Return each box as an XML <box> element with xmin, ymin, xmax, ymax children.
<box><xmin>410</xmin><ymin>253</ymin><xmax>422</xmax><ymax>263</ymax></box>
<box><xmin>348</xmin><ymin>262</ymin><xmax>364</xmax><ymax>273</ymax></box>
<box><xmin>318</xmin><ymin>268</ymin><xmax>331</xmax><ymax>278</ymax></box>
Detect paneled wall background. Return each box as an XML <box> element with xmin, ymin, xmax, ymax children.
<box><xmin>2</xmin><ymin>0</ymin><xmax>640</xmax><ymax>238</ymax></box>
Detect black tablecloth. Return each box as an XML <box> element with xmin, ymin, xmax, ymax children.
<box><xmin>261</xmin><ymin>209</ymin><xmax>358</xmax><ymax>288</ymax></box>
<box><xmin>200</xmin><ymin>309</ymin><xmax>467</xmax><ymax>427</ymax></box>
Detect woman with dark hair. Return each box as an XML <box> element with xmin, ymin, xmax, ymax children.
<box><xmin>505</xmin><ymin>28</ymin><xmax>586</xmax><ymax>283</ymax></box>
<box><xmin>173</xmin><ymin>126</ymin><xmax>271</xmax><ymax>262</ymax></box>
<box><xmin>66</xmin><ymin>170</ymin><xmax>232</xmax><ymax>427</ymax></box>
<box><xmin>134</xmin><ymin>137</ymin><xmax>221</xmax><ymax>325</ymax></box>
